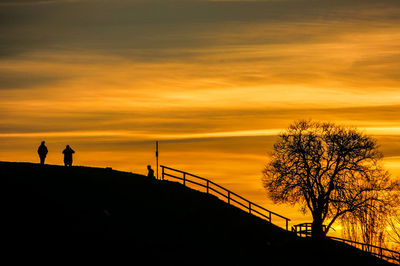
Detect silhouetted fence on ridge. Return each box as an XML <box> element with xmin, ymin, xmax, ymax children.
<box><xmin>329</xmin><ymin>237</ymin><xmax>400</xmax><ymax>265</ymax></box>
<box><xmin>291</xmin><ymin>223</ymin><xmax>326</xmax><ymax>238</ymax></box>
<box><xmin>160</xmin><ymin>165</ymin><xmax>290</xmax><ymax>230</ymax></box>
<box><xmin>292</xmin><ymin>223</ymin><xmax>400</xmax><ymax>264</ymax></box>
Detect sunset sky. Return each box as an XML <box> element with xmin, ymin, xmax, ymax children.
<box><xmin>1</xmin><ymin>0</ymin><xmax>400</xmax><ymax>240</ymax></box>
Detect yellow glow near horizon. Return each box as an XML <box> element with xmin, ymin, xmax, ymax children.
<box><xmin>3</xmin><ymin>127</ymin><xmax>400</xmax><ymax>140</ymax></box>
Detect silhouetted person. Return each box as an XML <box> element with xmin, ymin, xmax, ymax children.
<box><xmin>62</xmin><ymin>145</ymin><xmax>75</xmax><ymax>167</ymax></box>
<box><xmin>37</xmin><ymin>141</ymin><xmax>48</xmax><ymax>165</ymax></box>
<box><xmin>147</xmin><ymin>165</ymin><xmax>155</xmax><ymax>179</ymax></box>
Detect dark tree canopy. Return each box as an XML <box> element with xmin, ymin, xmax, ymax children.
<box><xmin>263</xmin><ymin>120</ymin><xmax>396</xmax><ymax>239</ymax></box>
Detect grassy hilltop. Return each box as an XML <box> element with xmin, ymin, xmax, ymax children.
<box><xmin>2</xmin><ymin>161</ymin><xmax>393</xmax><ymax>265</ymax></box>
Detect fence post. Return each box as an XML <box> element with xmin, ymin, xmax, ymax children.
<box><xmin>228</xmin><ymin>191</ymin><xmax>230</xmax><ymax>205</ymax></box>
<box><xmin>162</xmin><ymin>166</ymin><xmax>164</xmax><ymax>180</ymax></box>
<box><xmin>206</xmin><ymin>180</ymin><xmax>209</xmax><ymax>194</ymax></box>
<box><xmin>286</xmin><ymin>219</ymin><xmax>288</xmax><ymax>231</ymax></box>
<box><xmin>249</xmin><ymin>202</ymin><xmax>251</xmax><ymax>214</ymax></box>
<box><xmin>269</xmin><ymin>212</ymin><xmax>271</xmax><ymax>223</ymax></box>
<box><xmin>183</xmin><ymin>173</ymin><xmax>186</xmax><ymax>186</ymax></box>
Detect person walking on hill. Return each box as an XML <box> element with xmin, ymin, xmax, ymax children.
<box><xmin>147</xmin><ymin>165</ymin><xmax>155</xmax><ymax>180</ymax></box>
<box><xmin>37</xmin><ymin>141</ymin><xmax>48</xmax><ymax>165</ymax></box>
<box><xmin>62</xmin><ymin>145</ymin><xmax>75</xmax><ymax>167</ymax></box>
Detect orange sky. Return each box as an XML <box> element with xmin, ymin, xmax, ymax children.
<box><xmin>1</xmin><ymin>0</ymin><xmax>399</xmax><ymax>245</ymax></box>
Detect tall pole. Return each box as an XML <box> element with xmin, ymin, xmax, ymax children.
<box><xmin>156</xmin><ymin>141</ymin><xmax>159</xmax><ymax>180</ymax></box>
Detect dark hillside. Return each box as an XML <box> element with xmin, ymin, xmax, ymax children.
<box><xmin>2</xmin><ymin>161</ymin><xmax>393</xmax><ymax>265</ymax></box>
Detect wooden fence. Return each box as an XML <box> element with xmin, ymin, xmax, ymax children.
<box><xmin>292</xmin><ymin>223</ymin><xmax>400</xmax><ymax>265</ymax></box>
<box><xmin>291</xmin><ymin>223</ymin><xmax>326</xmax><ymax>238</ymax></box>
<box><xmin>329</xmin><ymin>237</ymin><xmax>400</xmax><ymax>265</ymax></box>
<box><xmin>160</xmin><ymin>165</ymin><xmax>290</xmax><ymax>230</ymax></box>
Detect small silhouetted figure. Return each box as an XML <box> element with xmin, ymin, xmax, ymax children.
<box><xmin>37</xmin><ymin>141</ymin><xmax>48</xmax><ymax>165</ymax></box>
<box><xmin>147</xmin><ymin>165</ymin><xmax>155</xmax><ymax>179</ymax></box>
<box><xmin>62</xmin><ymin>145</ymin><xmax>75</xmax><ymax>167</ymax></box>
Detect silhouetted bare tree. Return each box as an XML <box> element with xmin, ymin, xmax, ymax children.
<box><xmin>388</xmin><ymin>208</ymin><xmax>400</xmax><ymax>251</ymax></box>
<box><xmin>263</xmin><ymin>120</ymin><xmax>397</xmax><ymax>239</ymax></box>
<box><xmin>341</xmin><ymin>199</ymin><xmax>387</xmax><ymax>248</ymax></box>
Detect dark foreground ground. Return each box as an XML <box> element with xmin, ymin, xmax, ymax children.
<box><xmin>2</xmin><ymin>161</ymin><xmax>394</xmax><ymax>265</ymax></box>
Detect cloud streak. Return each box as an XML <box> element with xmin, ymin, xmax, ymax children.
<box><xmin>1</xmin><ymin>0</ymin><xmax>399</xmax><ymax>55</ymax></box>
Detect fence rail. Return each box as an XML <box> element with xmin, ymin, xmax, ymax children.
<box><xmin>160</xmin><ymin>165</ymin><xmax>290</xmax><ymax>230</ymax></box>
<box><xmin>329</xmin><ymin>237</ymin><xmax>400</xmax><ymax>265</ymax></box>
<box><xmin>291</xmin><ymin>223</ymin><xmax>326</xmax><ymax>238</ymax></box>
<box><xmin>292</xmin><ymin>223</ymin><xmax>400</xmax><ymax>265</ymax></box>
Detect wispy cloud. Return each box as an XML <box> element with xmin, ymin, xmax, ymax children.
<box><xmin>1</xmin><ymin>0</ymin><xmax>400</xmax><ymax>174</ymax></box>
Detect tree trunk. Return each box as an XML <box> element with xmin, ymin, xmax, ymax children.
<box><xmin>312</xmin><ymin>215</ymin><xmax>326</xmax><ymax>240</ymax></box>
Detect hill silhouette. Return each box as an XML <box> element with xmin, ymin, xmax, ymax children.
<box><xmin>2</xmin><ymin>161</ymin><xmax>394</xmax><ymax>265</ymax></box>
